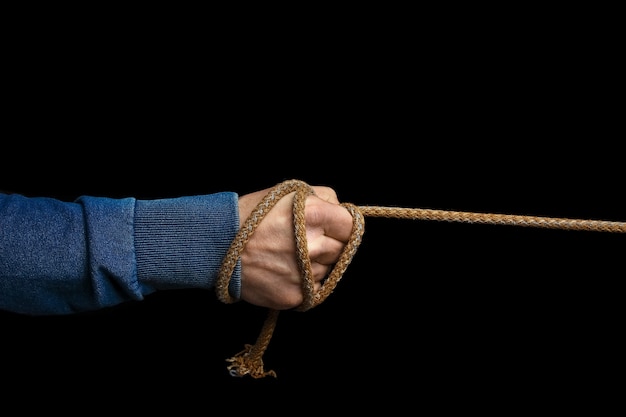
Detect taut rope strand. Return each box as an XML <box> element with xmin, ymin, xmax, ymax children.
<box><xmin>216</xmin><ymin>179</ymin><xmax>625</xmax><ymax>378</ymax></box>
<box><xmin>358</xmin><ymin>206</ymin><xmax>626</xmax><ymax>233</ymax></box>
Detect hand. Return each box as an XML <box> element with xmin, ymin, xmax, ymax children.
<box><xmin>237</xmin><ymin>184</ymin><xmax>354</xmax><ymax>310</ymax></box>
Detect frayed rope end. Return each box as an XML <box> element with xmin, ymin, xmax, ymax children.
<box><xmin>226</xmin><ymin>344</ymin><xmax>277</xmax><ymax>379</ymax></box>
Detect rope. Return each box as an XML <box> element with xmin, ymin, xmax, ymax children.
<box><xmin>216</xmin><ymin>179</ymin><xmax>625</xmax><ymax>378</ymax></box>
<box><xmin>358</xmin><ymin>206</ymin><xmax>626</xmax><ymax>233</ymax></box>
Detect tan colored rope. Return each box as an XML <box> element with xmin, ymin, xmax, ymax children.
<box><xmin>358</xmin><ymin>206</ymin><xmax>626</xmax><ymax>233</ymax></box>
<box><xmin>216</xmin><ymin>179</ymin><xmax>625</xmax><ymax>378</ymax></box>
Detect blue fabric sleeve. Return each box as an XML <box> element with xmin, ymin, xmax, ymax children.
<box><xmin>0</xmin><ymin>191</ymin><xmax>241</xmax><ymax>315</ymax></box>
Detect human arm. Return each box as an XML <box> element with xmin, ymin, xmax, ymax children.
<box><xmin>0</xmin><ymin>184</ymin><xmax>354</xmax><ymax>315</ymax></box>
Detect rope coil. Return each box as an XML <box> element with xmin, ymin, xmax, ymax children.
<box><xmin>216</xmin><ymin>179</ymin><xmax>625</xmax><ymax>378</ymax></box>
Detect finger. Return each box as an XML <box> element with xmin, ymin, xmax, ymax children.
<box><xmin>307</xmin><ymin>235</ymin><xmax>346</xmax><ymax>265</ymax></box>
<box><xmin>323</xmin><ymin>204</ymin><xmax>354</xmax><ymax>242</ymax></box>
<box><xmin>305</xmin><ymin>197</ymin><xmax>354</xmax><ymax>243</ymax></box>
<box><xmin>311</xmin><ymin>186</ymin><xmax>339</xmax><ymax>204</ymax></box>
<box><xmin>311</xmin><ymin>262</ymin><xmax>331</xmax><ymax>282</ymax></box>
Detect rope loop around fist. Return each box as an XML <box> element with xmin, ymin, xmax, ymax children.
<box><xmin>215</xmin><ymin>179</ymin><xmax>365</xmax><ymax>310</ymax></box>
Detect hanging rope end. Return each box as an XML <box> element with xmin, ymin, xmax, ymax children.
<box><xmin>226</xmin><ymin>344</ymin><xmax>277</xmax><ymax>379</ymax></box>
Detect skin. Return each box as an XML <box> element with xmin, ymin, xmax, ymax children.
<box><xmin>237</xmin><ymin>186</ymin><xmax>354</xmax><ymax>310</ymax></box>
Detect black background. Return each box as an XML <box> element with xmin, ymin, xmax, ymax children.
<box><xmin>2</xmin><ymin>9</ymin><xmax>623</xmax><ymax>413</ymax></box>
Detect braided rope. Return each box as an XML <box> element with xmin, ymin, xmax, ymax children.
<box><xmin>359</xmin><ymin>206</ymin><xmax>626</xmax><ymax>233</ymax></box>
<box><xmin>217</xmin><ymin>179</ymin><xmax>625</xmax><ymax>378</ymax></box>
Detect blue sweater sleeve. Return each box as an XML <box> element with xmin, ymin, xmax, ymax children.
<box><xmin>0</xmin><ymin>191</ymin><xmax>241</xmax><ymax>315</ymax></box>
